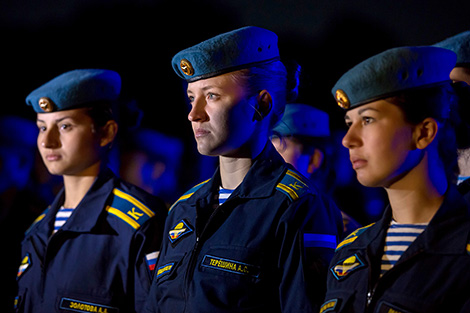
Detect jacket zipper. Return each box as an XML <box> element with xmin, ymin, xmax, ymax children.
<box><xmin>182</xmin><ymin>197</ymin><xmax>238</xmax><ymax>312</ymax></box>
<box><xmin>365</xmin><ymin>248</ymin><xmax>424</xmax><ymax>312</ymax></box>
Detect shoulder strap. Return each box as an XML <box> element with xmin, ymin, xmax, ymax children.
<box><xmin>168</xmin><ymin>179</ymin><xmax>211</xmax><ymax>214</ymax></box>
<box><xmin>276</xmin><ymin>169</ymin><xmax>310</xmax><ymax>201</ymax></box>
<box><xmin>105</xmin><ymin>188</ymin><xmax>155</xmax><ymax>230</ymax></box>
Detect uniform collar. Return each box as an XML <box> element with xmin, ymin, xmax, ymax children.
<box><xmin>354</xmin><ymin>184</ymin><xmax>470</xmax><ymax>254</ymax></box>
<box><xmin>42</xmin><ymin>168</ymin><xmax>117</xmax><ymax>234</ymax></box>
<box><xmin>420</xmin><ymin>184</ymin><xmax>470</xmax><ymax>254</ymax></box>
<box><xmin>186</xmin><ymin>141</ymin><xmax>287</xmax><ymax>206</ymax></box>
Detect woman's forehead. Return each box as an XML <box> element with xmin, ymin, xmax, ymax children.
<box><xmin>187</xmin><ymin>73</ymin><xmax>244</xmax><ymax>93</ymax></box>
<box><xmin>36</xmin><ymin>107</ymin><xmax>90</xmax><ymax>121</ymax></box>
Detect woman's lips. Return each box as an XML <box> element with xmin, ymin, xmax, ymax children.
<box><xmin>194</xmin><ymin>128</ymin><xmax>210</xmax><ymax>138</ymax></box>
<box><xmin>45</xmin><ymin>154</ymin><xmax>61</xmax><ymax>161</ymax></box>
<box><xmin>350</xmin><ymin>156</ymin><xmax>367</xmax><ymax>169</ymax></box>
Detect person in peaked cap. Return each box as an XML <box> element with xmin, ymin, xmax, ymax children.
<box><xmin>16</xmin><ymin>69</ymin><xmax>167</xmax><ymax>313</ymax></box>
<box><xmin>320</xmin><ymin>46</ymin><xmax>470</xmax><ymax>313</ymax></box>
<box><xmin>434</xmin><ymin>31</ymin><xmax>470</xmax><ymax>201</ymax></box>
<box><xmin>271</xmin><ymin>103</ymin><xmax>360</xmax><ymax>237</ymax></box>
<box><xmin>144</xmin><ymin>26</ymin><xmax>343</xmax><ymax>313</ymax></box>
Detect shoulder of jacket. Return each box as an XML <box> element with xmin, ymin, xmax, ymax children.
<box><xmin>168</xmin><ymin>179</ymin><xmax>211</xmax><ymax>214</ymax></box>
<box><xmin>275</xmin><ymin>169</ymin><xmax>311</xmax><ymax>202</ymax></box>
<box><xmin>105</xmin><ymin>188</ymin><xmax>156</xmax><ymax>230</ymax></box>
<box><xmin>24</xmin><ymin>206</ymin><xmax>50</xmax><ymax>235</ymax></box>
<box><xmin>335</xmin><ymin>223</ymin><xmax>375</xmax><ymax>251</ymax></box>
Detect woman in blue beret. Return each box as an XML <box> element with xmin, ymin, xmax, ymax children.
<box><xmin>321</xmin><ymin>46</ymin><xmax>470</xmax><ymax>312</ymax></box>
<box><xmin>144</xmin><ymin>26</ymin><xmax>343</xmax><ymax>313</ymax></box>
<box><xmin>16</xmin><ymin>69</ymin><xmax>167</xmax><ymax>313</ymax></box>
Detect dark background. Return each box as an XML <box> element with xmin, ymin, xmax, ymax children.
<box><xmin>3</xmin><ymin>0</ymin><xmax>470</xmax><ymax>134</ymax></box>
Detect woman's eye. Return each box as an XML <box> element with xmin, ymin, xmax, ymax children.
<box><xmin>38</xmin><ymin>125</ymin><xmax>46</xmax><ymax>132</ymax></box>
<box><xmin>344</xmin><ymin>120</ymin><xmax>352</xmax><ymax>128</ymax></box>
<box><xmin>362</xmin><ymin>117</ymin><xmax>374</xmax><ymax>125</ymax></box>
<box><xmin>187</xmin><ymin>96</ymin><xmax>194</xmax><ymax>103</ymax></box>
<box><xmin>207</xmin><ymin>92</ymin><xmax>218</xmax><ymax>100</ymax></box>
<box><xmin>60</xmin><ymin>124</ymin><xmax>71</xmax><ymax>130</ymax></box>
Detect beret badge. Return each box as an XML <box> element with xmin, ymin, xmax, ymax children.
<box><xmin>335</xmin><ymin>89</ymin><xmax>350</xmax><ymax>109</ymax></box>
<box><xmin>180</xmin><ymin>59</ymin><xmax>194</xmax><ymax>76</ymax></box>
<box><xmin>38</xmin><ymin>97</ymin><xmax>55</xmax><ymax>112</ymax></box>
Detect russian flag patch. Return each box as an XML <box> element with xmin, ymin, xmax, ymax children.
<box><xmin>145</xmin><ymin>251</ymin><xmax>159</xmax><ymax>276</ymax></box>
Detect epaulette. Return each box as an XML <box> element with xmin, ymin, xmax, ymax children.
<box><xmin>335</xmin><ymin>223</ymin><xmax>375</xmax><ymax>251</ymax></box>
<box><xmin>25</xmin><ymin>207</ymin><xmax>50</xmax><ymax>235</ymax></box>
<box><xmin>105</xmin><ymin>188</ymin><xmax>155</xmax><ymax>230</ymax></box>
<box><xmin>276</xmin><ymin>169</ymin><xmax>310</xmax><ymax>202</ymax></box>
<box><xmin>168</xmin><ymin>179</ymin><xmax>210</xmax><ymax>214</ymax></box>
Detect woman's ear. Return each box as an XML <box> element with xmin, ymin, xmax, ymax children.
<box><xmin>256</xmin><ymin>90</ymin><xmax>273</xmax><ymax>119</ymax></box>
<box><xmin>100</xmin><ymin>120</ymin><xmax>119</xmax><ymax>148</ymax></box>
<box><xmin>307</xmin><ymin>148</ymin><xmax>324</xmax><ymax>174</ymax></box>
<box><xmin>414</xmin><ymin>117</ymin><xmax>439</xmax><ymax>150</ymax></box>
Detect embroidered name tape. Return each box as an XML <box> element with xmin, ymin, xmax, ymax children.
<box><xmin>202</xmin><ymin>255</ymin><xmax>261</xmax><ymax>278</ymax></box>
<box><xmin>377</xmin><ymin>301</ymin><xmax>413</xmax><ymax>313</ymax></box>
<box><xmin>331</xmin><ymin>254</ymin><xmax>365</xmax><ymax>280</ymax></box>
<box><xmin>59</xmin><ymin>298</ymin><xmax>119</xmax><ymax>313</ymax></box>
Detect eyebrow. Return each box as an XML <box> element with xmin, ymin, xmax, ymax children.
<box><xmin>37</xmin><ymin>116</ymin><xmax>72</xmax><ymax>123</ymax></box>
<box><xmin>358</xmin><ymin>107</ymin><xmax>380</xmax><ymax>115</ymax></box>
<box><xmin>187</xmin><ymin>85</ymin><xmax>217</xmax><ymax>94</ymax></box>
<box><xmin>344</xmin><ymin>106</ymin><xmax>381</xmax><ymax>121</ymax></box>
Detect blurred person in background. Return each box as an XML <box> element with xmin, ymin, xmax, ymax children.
<box><xmin>271</xmin><ymin>103</ymin><xmax>361</xmax><ymax>236</ymax></box>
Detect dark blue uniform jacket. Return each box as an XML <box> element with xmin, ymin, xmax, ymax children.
<box><xmin>145</xmin><ymin>143</ymin><xmax>343</xmax><ymax>313</ymax></box>
<box><xmin>321</xmin><ymin>185</ymin><xmax>470</xmax><ymax>313</ymax></box>
<box><xmin>15</xmin><ymin>169</ymin><xmax>166</xmax><ymax>313</ymax></box>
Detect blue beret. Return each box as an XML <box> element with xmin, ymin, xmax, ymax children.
<box><xmin>26</xmin><ymin>69</ymin><xmax>121</xmax><ymax>113</ymax></box>
<box><xmin>434</xmin><ymin>31</ymin><xmax>470</xmax><ymax>67</ymax></box>
<box><xmin>172</xmin><ymin>26</ymin><xmax>280</xmax><ymax>82</ymax></box>
<box><xmin>332</xmin><ymin>46</ymin><xmax>456</xmax><ymax>110</ymax></box>
<box><xmin>272</xmin><ymin>103</ymin><xmax>330</xmax><ymax>137</ymax></box>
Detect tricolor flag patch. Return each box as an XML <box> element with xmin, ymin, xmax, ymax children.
<box><xmin>145</xmin><ymin>251</ymin><xmax>160</xmax><ymax>276</ymax></box>
<box><xmin>17</xmin><ymin>254</ymin><xmax>31</xmax><ymax>279</ymax></box>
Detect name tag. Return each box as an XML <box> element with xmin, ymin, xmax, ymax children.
<box><xmin>59</xmin><ymin>298</ymin><xmax>119</xmax><ymax>313</ymax></box>
<box><xmin>201</xmin><ymin>255</ymin><xmax>260</xmax><ymax>278</ymax></box>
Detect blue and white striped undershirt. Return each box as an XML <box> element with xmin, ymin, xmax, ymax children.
<box><xmin>219</xmin><ymin>187</ymin><xmax>234</xmax><ymax>206</ymax></box>
<box><xmin>53</xmin><ymin>206</ymin><xmax>74</xmax><ymax>234</ymax></box>
<box><xmin>381</xmin><ymin>221</ymin><xmax>427</xmax><ymax>276</ymax></box>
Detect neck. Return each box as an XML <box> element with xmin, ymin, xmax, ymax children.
<box><xmin>218</xmin><ymin>138</ymin><xmax>267</xmax><ymax>190</ymax></box>
<box><xmin>458</xmin><ymin>148</ymin><xmax>470</xmax><ymax>176</ymax></box>
<box><xmin>219</xmin><ymin>156</ymin><xmax>254</xmax><ymax>190</ymax></box>
<box><xmin>62</xmin><ymin>163</ymin><xmax>101</xmax><ymax>208</ymax></box>
<box><xmin>385</xmin><ymin>152</ymin><xmax>447</xmax><ymax>224</ymax></box>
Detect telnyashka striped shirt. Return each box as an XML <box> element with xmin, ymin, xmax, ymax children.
<box><xmin>53</xmin><ymin>206</ymin><xmax>74</xmax><ymax>234</ymax></box>
<box><xmin>381</xmin><ymin>221</ymin><xmax>427</xmax><ymax>276</ymax></box>
<box><xmin>219</xmin><ymin>187</ymin><xmax>234</xmax><ymax>206</ymax></box>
